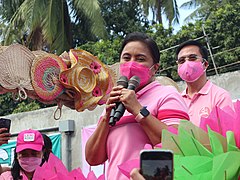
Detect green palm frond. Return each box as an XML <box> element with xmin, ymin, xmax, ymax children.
<box><xmin>72</xmin><ymin>0</ymin><xmax>107</xmax><ymax>39</ymax></box>
<box><xmin>139</xmin><ymin>0</ymin><xmax>180</xmax><ymax>26</ymax></box>
<box><xmin>140</xmin><ymin>0</ymin><xmax>150</xmax><ymax>16</ymax></box>
<box><xmin>181</xmin><ymin>0</ymin><xmax>233</xmax><ymax>22</ymax></box>
<box><xmin>41</xmin><ymin>0</ymin><xmax>71</xmax><ymax>54</ymax></box>
<box><xmin>3</xmin><ymin>0</ymin><xmax>46</xmax><ymax>45</ymax></box>
<box><xmin>162</xmin><ymin>0</ymin><xmax>179</xmax><ymax>26</ymax></box>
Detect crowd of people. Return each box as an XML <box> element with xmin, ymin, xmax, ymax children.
<box><xmin>0</xmin><ymin>32</ymin><xmax>235</xmax><ymax>180</ymax></box>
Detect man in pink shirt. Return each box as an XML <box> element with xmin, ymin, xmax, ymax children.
<box><xmin>176</xmin><ymin>40</ymin><xmax>234</xmax><ymax>126</ymax></box>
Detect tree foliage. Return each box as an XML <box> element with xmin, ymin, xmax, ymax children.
<box><xmin>180</xmin><ymin>0</ymin><xmax>235</xmax><ymax>22</ymax></box>
<box><xmin>0</xmin><ymin>0</ymin><xmax>107</xmax><ymax>54</ymax></box>
<box><xmin>140</xmin><ymin>0</ymin><xmax>180</xmax><ymax>26</ymax></box>
<box><xmin>80</xmin><ymin>1</ymin><xmax>240</xmax><ymax>80</ymax></box>
<box><xmin>0</xmin><ymin>93</ymin><xmax>46</xmax><ymax>115</ymax></box>
<box><xmin>99</xmin><ymin>0</ymin><xmax>149</xmax><ymax>39</ymax></box>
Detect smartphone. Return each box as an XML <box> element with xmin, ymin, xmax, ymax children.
<box><xmin>140</xmin><ymin>149</ymin><xmax>173</xmax><ymax>180</ymax></box>
<box><xmin>0</xmin><ymin>118</ymin><xmax>11</xmax><ymax>133</ymax></box>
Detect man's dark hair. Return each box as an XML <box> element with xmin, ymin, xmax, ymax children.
<box><xmin>176</xmin><ymin>40</ymin><xmax>208</xmax><ymax>60</ymax></box>
<box><xmin>119</xmin><ymin>32</ymin><xmax>160</xmax><ymax>64</ymax></box>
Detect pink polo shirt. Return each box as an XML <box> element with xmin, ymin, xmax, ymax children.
<box><xmin>0</xmin><ymin>170</ymin><xmax>28</xmax><ymax>180</ymax></box>
<box><xmin>103</xmin><ymin>80</ymin><xmax>189</xmax><ymax>180</ymax></box>
<box><xmin>182</xmin><ymin>80</ymin><xmax>234</xmax><ymax>126</ymax></box>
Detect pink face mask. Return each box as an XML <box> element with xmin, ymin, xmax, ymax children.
<box><xmin>178</xmin><ymin>60</ymin><xmax>205</xmax><ymax>82</ymax></box>
<box><xmin>19</xmin><ymin>157</ymin><xmax>42</xmax><ymax>172</ymax></box>
<box><xmin>120</xmin><ymin>61</ymin><xmax>153</xmax><ymax>88</ymax></box>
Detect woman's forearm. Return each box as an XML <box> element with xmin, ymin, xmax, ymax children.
<box><xmin>139</xmin><ymin>115</ymin><xmax>168</xmax><ymax>145</ymax></box>
<box><xmin>85</xmin><ymin>116</ymin><xmax>110</xmax><ymax>165</ymax></box>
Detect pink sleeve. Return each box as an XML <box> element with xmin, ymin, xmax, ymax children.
<box><xmin>216</xmin><ymin>91</ymin><xmax>234</xmax><ymax>110</ymax></box>
<box><xmin>157</xmin><ymin>91</ymin><xmax>189</xmax><ymax>125</ymax></box>
<box><xmin>0</xmin><ymin>171</ymin><xmax>12</xmax><ymax>180</ymax></box>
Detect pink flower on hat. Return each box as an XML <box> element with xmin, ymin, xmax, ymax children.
<box><xmin>60</xmin><ymin>74</ymin><xmax>69</xmax><ymax>84</ymax></box>
<box><xmin>90</xmin><ymin>61</ymin><xmax>101</xmax><ymax>74</ymax></box>
<box><xmin>92</xmin><ymin>86</ymin><xmax>102</xmax><ymax>97</ymax></box>
<box><xmin>16</xmin><ymin>129</ymin><xmax>44</xmax><ymax>153</ymax></box>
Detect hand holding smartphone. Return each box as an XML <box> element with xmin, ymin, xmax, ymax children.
<box><xmin>0</xmin><ymin>118</ymin><xmax>11</xmax><ymax>133</ymax></box>
<box><xmin>140</xmin><ymin>149</ymin><xmax>173</xmax><ymax>180</ymax></box>
<box><xmin>0</xmin><ymin>118</ymin><xmax>11</xmax><ymax>145</ymax></box>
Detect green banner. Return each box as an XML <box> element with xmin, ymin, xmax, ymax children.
<box><xmin>0</xmin><ymin>133</ymin><xmax>61</xmax><ymax>166</ymax></box>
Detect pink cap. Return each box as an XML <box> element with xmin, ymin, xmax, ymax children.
<box><xmin>16</xmin><ymin>129</ymin><xmax>44</xmax><ymax>153</ymax></box>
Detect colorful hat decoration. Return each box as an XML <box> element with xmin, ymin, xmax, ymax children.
<box><xmin>0</xmin><ymin>43</ymin><xmax>117</xmax><ymax>117</ymax></box>
<box><xmin>59</xmin><ymin>49</ymin><xmax>114</xmax><ymax>112</ymax></box>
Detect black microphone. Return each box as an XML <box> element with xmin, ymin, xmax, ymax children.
<box><xmin>109</xmin><ymin>76</ymin><xmax>129</xmax><ymax>126</ymax></box>
<box><xmin>112</xmin><ymin>76</ymin><xmax>140</xmax><ymax>125</ymax></box>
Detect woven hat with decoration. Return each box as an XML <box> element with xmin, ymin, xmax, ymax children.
<box><xmin>0</xmin><ymin>44</ymin><xmax>35</xmax><ymax>100</ymax></box>
<box><xmin>31</xmin><ymin>53</ymin><xmax>67</xmax><ymax>102</ymax></box>
<box><xmin>59</xmin><ymin>49</ymin><xmax>115</xmax><ymax>112</ymax></box>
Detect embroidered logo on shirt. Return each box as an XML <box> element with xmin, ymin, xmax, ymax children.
<box><xmin>199</xmin><ymin>107</ymin><xmax>210</xmax><ymax>118</ymax></box>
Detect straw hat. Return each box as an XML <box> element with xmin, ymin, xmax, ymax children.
<box><xmin>31</xmin><ymin>53</ymin><xmax>67</xmax><ymax>101</ymax></box>
<box><xmin>59</xmin><ymin>49</ymin><xmax>115</xmax><ymax>112</ymax></box>
<box><xmin>0</xmin><ymin>44</ymin><xmax>35</xmax><ymax>100</ymax></box>
<box><xmin>59</xmin><ymin>51</ymin><xmax>71</xmax><ymax>68</ymax></box>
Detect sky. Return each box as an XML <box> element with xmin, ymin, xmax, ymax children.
<box><xmin>162</xmin><ymin>0</ymin><xmax>196</xmax><ymax>33</ymax></box>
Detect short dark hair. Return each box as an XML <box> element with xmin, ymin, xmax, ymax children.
<box><xmin>176</xmin><ymin>40</ymin><xmax>208</xmax><ymax>60</ymax></box>
<box><xmin>119</xmin><ymin>32</ymin><xmax>160</xmax><ymax>64</ymax></box>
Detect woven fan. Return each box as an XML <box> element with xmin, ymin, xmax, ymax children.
<box><xmin>32</xmin><ymin>50</ymin><xmax>49</xmax><ymax>59</ymax></box>
<box><xmin>31</xmin><ymin>53</ymin><xmax>67</xmax><ymax>101</ymax></box>
<box><xmin>0</xmin><ymin>44</ymin><xmax>35</xmax><ymax>100</ymax></box>
<box><xmin>0</xmin><ymin>46</ymin><xmax>8</xmax><ymax>54</ymax></box>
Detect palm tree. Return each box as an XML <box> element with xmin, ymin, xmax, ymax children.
<box><xmin>0</xmin><ymin>0</ymin><xmax>107</xmax><ymax>54</ymax></box>
<box><xmin>180</xmin><ymin>0</ymin><xmax>232</xmax><ymax>22</ymax></box>
<box><xmin>140</xmin><ymin>0</ymin><xmax>180</xmax><ymax>26</ymax></box>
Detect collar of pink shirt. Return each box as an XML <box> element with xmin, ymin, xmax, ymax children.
<box><xmin>182</xmin><ymin>80</ymin><xmax>213</xmax><ymax>98</ymax></box>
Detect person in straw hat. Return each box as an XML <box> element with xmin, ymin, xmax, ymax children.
<box><xmin>0</xmin><ymin>129</ymin><xmax>44</xmax><ymax>180</ymax></box>
<box><xmin>85</xmin><ymin>32</ymin><xmax>189</xmax><ymax>180</ymax></box>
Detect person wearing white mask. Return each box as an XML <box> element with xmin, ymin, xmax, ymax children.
<box><xmin>0</xmin><ymin>129</ymin><xmax>44</xmax><ymax>180</ymax></box>
<box><xmin>176</xmin><ymin>40</ymin><xmax>234</xmax><ymax>126</ymax></box>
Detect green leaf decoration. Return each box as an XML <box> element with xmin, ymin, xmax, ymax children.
<box><xmin>162</xmin><ymin>129</ymin><xmax>184</xmax><ymax>156</ymax></box>
<box><xmin>161</xmin><ymin>121</ymin><xmax>240</xmax><ymax>179</ymax></box>
<box><xmin>212</xmin><ymin>151</ymin><xmax>240</xmax><ymax>180</ymax></box>
<box><xmin>207</xmin><ymin>127</ymin><xmax>227</xmax><ymax>155</ymax></box>
<box><xmin>179</xmin><ymin>120</ymin><xmax>212</xmax><ymax>151</ymax></box>
<box><xmin>174</xmin><ymin>155</ymin><xmax>212</xmax><ymax>177</ymax></box>
<box><xmin>226</xmin><ymin>131</ymin><xmax>239</xmax><ymax>152</ymax></box>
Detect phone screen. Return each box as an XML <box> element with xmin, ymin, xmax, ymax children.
<box><xmin>140</xmin><ymin>150</ymin><xmax>173</xmax><ymax>180</ymax></box>
<box><xmin>0</xmin><ymin>118</ymin><xmax>11</xmax><ymax>133</ymax></box>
